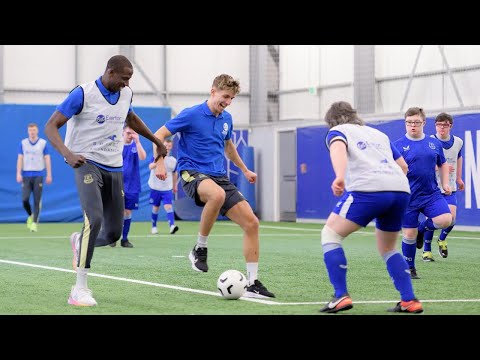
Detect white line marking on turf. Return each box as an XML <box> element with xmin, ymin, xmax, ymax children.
<box><xmin>172</xmin><ymin>255</ymin><xmax>186</xmax><ymax>258</ymax></box>
<box><xmin>1</xmin><ymin>259</ymin><xmax>479</xmax><ymax>306</ymax></box>
<box><xmin>0</xmin><ymin>259</ymin><xmax>276</xmax><ymax>305</ymax></box>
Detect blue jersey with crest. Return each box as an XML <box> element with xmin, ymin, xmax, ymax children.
<box><xmin>393</xmin><ymin>134</ymin><xmax>446</xmax><ymax>208</ymax></box>
<box><xmin>165</xmin><ymin>101</ymin><xmax>232</xmax><ymax>177</ymax></box>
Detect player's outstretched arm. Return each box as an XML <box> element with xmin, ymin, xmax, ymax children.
<box><xmin>126</xmin><ymin>111</ymin><xmax>167</xmax><ymax>160</ymax></box>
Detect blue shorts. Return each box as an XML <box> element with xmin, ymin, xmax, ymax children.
<box><xmin>402</xmin><ymin>192</ymin><xmax>451</xmax><ymax>228</ymax></box>
<box><xmin>443</xmin><ymin>192</ymin><xmax>457</xmax><ymax>206</ymax></box>
<box><xmin>332</xmin><ymin>191</ymin><xmax>411</xmax><ymax>232</ymax></box>
<box><xmin>125</xmin><ymin>193</ymin><xmax>139</xmax><ymax>210</ymax></box>
<box><xmin>149</xmin><ymin>189</ymin><xmax>173</xmax><ymax>207</ymax></box>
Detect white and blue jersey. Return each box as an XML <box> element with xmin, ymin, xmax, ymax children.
<box><xmin>148</xmin><ymin>155</ymin><xmax>177</xmax><ymax>191</ymax></box>
<box><xmin>432</xmin><ymin>134</ymin><xmax>463</xmax><ymax>194</ymax></box>
<box><xmin>19</xmin><ymin>138</ymin><xmax>49</xmax><ymax>177</ymax></box>
<box><xmin>326</xmin><ymin>124</ymin><xmax>410</xmax><ymax>193</ymax></box>
<box><xmin>165</xmin><ymin>101</ymin><xmax>232</xmax><ymax>177</ymax></box>
<box><xmin>122</xmin><ymin>141</ymin><xmax>141</xmax><ymax>194</ymax></box>
<box><xmin>326</xmin><ymin>124</ymin><xmax>410</xmax><ymax>231</ymax></box>
<box><xmin>57</xmin><ymin>76</ymin><xmax>133</xmax><ymax>172</ymax></box>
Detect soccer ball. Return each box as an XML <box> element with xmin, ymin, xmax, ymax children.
<box><xmin>217</xmin><ymin>269</ymin><xmax>248</xmax><ymax>300</ymax></box>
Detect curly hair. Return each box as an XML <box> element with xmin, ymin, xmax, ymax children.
<box><xmin>212</xmin><ymin>74</ymin><xmax>241</xmax><ymax>95</ymax></box>
<box><xmin>324</xmin><ymin>101</ymin><xmax>364</xmax><ymax>128</ymax></box>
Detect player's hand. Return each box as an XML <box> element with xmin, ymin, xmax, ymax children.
<box><xmin>331</xmin><ymin>177</ymin><xmax>345</xmax><ymax>196</ymax></box>
<box><xmin>155</xmin><ymin>160</ymin><xmax>167</xmax><ymax>180</ymax></box>
<box><xmin>16</xmin><ymin>174</ymin><xmax>22</xmax><ymax>183</ymax></box>
<box><xmin>443</xmin><ymin>184</ymin><xmax>452</xmax><ymax>195</ymax></box>
<box><xmin>65</xmin><ymin>153</ymin><xmax>86</xmax><ymax>168</ymax></box>
<box><xmin>131</xmin><ymin>132</ymin><xmax>139</xmax><ymax>142</ymax></box>
<box><xmin>243</xmin><ymin>169</ymin><xmax>257</xmax><ymax>184</ymax></box>
<box><xmin>457</xmin><ymin>178</ymin><xmax>465</xmax><ymax>191</ymax></box>
<box><xmin>173</xmin><ymin>184</ymin><xmax>178</xmax><ymax>193</ymax></box>
<box><xmin>46</xmin><ymin>175</ymin><xmax>52</xmax><ymax>184</ymax></box>
<box><xmin>154</xmin><ymin>146</ymin><xmax>167</xmax><ymax>162</ymax></box>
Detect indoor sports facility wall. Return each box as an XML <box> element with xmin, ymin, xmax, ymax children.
<box><xmin>296</xmin><ymin>113</ymin><xmax>480</xmax><ymax>227</ymax></box>
<box><xmin>0</xmin><ymin>104</ymin><xmax>171</xmax><ymax>223</ymax></box>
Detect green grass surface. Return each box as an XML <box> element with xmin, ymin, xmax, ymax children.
<box><xmin>1</xmin><ymin>221</ymin><xmax>479</xmax><ymax>315</ymax></box>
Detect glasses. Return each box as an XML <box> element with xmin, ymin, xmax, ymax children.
<box><xmin>435</xmin><ymin>123</ymin><xmax>451</xmax><ymax>128</ymax></box>
<box><xmin>405</xmin><ymin>121</ymin><xmax>423</xmax><ymax>126</ymax></box>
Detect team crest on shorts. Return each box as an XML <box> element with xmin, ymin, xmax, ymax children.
<box><xmin>84</xmin><ymin>174</ymin><xmax>93</xmax><ymax>184</ymax></box>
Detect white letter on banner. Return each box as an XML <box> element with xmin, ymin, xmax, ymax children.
<box><xmin>464</xmin><ymin>130</ymin><xmax>480</xmax><ymax>209</ymax></box>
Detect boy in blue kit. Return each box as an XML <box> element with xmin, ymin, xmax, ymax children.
<box><xmin>393</xmin><ymin>107</ymin><xmax>453</xmax><ymax>279</ymax></box>
<box><xmin>153</xmin><ymin>74</ymin><xmax>274</xmax><ymax>299</ymax></box>
<box><xmin>148</xmin><ymin>138</ymin><xmax>179</xmax><ymax>235</ymax></box>
<box><xmin>110</xmin><ymin>126</ymin><xmax>147</xmax><ymax>248</ymax></box>
<box><xmin>416</xmin><ymin>112</ymin><xmax>464</xmax><ymax>261</ymax></box>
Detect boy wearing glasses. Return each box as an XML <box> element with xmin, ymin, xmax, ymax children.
<box><xmin>416</xmin><ymin>113</ymin><xmax>464</xmax><ymax>261</ymax></box>
<box><xmin>393</xmin><ymin>107</ymin><xmax>452</xmax><ymax>279</ymax></box>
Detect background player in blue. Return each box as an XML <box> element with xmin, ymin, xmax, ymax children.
<box><xmin>393</xmin><ymin>107</ymin><xmax>453</xmax><ymax>279</ymax></box>
<box><xmin>320</xmin><ymin>101</ymin><xmax>423</xmax><ymax>314</ymax></box>
<box><xmin>16</xmin><ymin>123</ymin><xmax>53</xmax><ymax>232</ymax></box>
<box><xmin>417</xmin><ymin>112</ymin><xmax>464</xmax><ymax>261</ymax></box>
<box><xmin>110</xmin><ymin>126</ymin><xmax>146</xmax><ymax>248</ymax></box>
<box><xmin>153</xmin><ymin>74</ymin><xmax>275</xmax><ymax>299</ymax></box>
<box><xmin>148</xmin><ymin>138</ymin><xmax>179</xmax><ymax>235</ymax></box>
<box><xmin>45</xmin><ymin>55</ymin><xmax>167</xmax><ymax>307</ymax></box>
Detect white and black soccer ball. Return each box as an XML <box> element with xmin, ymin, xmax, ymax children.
<box><xmin>217</xmin><ymin>269</ymin><xmax>248</xmax><ymax>300</ymax></box>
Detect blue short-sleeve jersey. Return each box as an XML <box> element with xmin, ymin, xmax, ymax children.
<box><xmin>394</xmin><ymin>134</ymin><xmax>446</xmax><ymax>206</ymax></box>
<box><xmin>165</xmin><ymin>101</ymin><xmax>232</xmax><ymax>176</ymax></box>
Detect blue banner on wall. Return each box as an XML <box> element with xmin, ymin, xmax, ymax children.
<box><xmin>0</xmin><ymin>104</ymin><xmax>171</xmax><ymax>223</ymax></box>
<box><xmin>297</xmin><ymin>113</ymin><xmax>480</xmax><ymax>227</ymax></box>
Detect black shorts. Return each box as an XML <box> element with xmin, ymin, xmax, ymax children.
<box><xmin>180</xmin><ymin>170</ymin><xmax>246</xmax><ymax>216</ymax></box>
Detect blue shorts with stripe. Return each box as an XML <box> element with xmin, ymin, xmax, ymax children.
<box><xmin>443</xmin><ymin>192</ymin><xmax>457</xmax><ymax>206</ymax></box>
<box><xmin>125</xmin><ymin>193</ymin><xmax>139</xmax><ymax>210</ymax></box>
<box><xmin>333</xmin><ymin>191</ymin><xmax>411</xmax><ymax>232</ymax></box>
<box><xmin>402</xmin><ymin>191</ymin><xmax>451</xmax><ymax>228</ymax></box>
<box><xmin>149</xmin><ymin>189</ymin><xmax>173</xmax><ymax>207</ymax></box>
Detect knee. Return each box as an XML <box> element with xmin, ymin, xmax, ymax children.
<box><xmin>209</xmin><ymin>188</ymin><xmax>226</xmax><ymax>205</ymax></box>
<box><xmin>435</xmin><ymin>213</ymin><xmax>453</xmax><ymax>228</ymax></box>
<box><xmin>321</xmin><ymin>225</ymin><xmax>344</xmax><ymax>246</ymax></box>
<box><xmin>244</xmin><ymin>214</ymin><xmax>259</xmax><ymax>233</ymax></box>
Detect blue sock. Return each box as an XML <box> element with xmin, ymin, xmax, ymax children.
<box><xmin>384</xmin><ymin>251</ymin><xmax>415</xmax><ymax>301</ymax></box>
<box><xmin>166</xmin><ymin>209</ymin><xmax>175</xmax><ymax>227</ymax></box>
<box><xmin>439</xmin><ymin>224</ymin><xmax>455</xmax><ymax>241</ymax></box>
<box><xmin>122</xmin><ymin>215</ymin><xmax>132</xmax><ymax>241</ymax></box>
<box><xmin>402</xmin><ymin>237</ymin><xmax>417</xmax><ymax>269</ymax></box>
<box><xmin>151</xmin><ymin>210</ymin><xmax>158</xmax><ymax>227</ymax></box>
<box><xmin>419</xmin><ymin>218</ymin><xmax>436</xmax><ymax>232</ymax></box>
<box><xmin>323</xmin><ymin>246</ymin><xmax>348</xmax><ymax>298</ymax></box>
<box><xmin>424</xmin><ymin>230</ymin><xmax>434</xmax><ymax>252</ymax></box>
